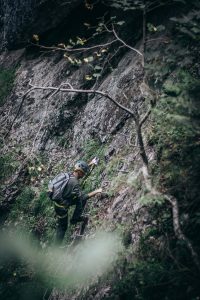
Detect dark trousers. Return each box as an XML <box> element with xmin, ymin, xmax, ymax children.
<box><xmin>54</xmin><ymin>197</ymin><xmax>88</xmax><ymax>244</ymax></box>
<box><xmin>54</xmin><ymin>206</ymin><xmax>68</xmax><ymax>244</ymax></box>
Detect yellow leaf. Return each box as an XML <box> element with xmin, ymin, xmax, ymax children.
<box><xmin>32</xmin><ymin>34</ymin><xmax>39</xmax><ymax>42</ymax></box>
<box><xmin>74</xmin><ymin>58</ymin><xmax>82</xmax><ymax>64</ymax></box>
<box><xmin>76</xmin><ymin>37</ymin><xmax>87</xmax><ymax>45</ymax></box>
<box><xmin>85</xmin><ymin>75</ymin><xmax>93</xmax><ymax>80</ymax></box>
<box><xmin>29</xmin><ymin>166</ymin><xmax>35</xmax><ymax>171</ymax></box>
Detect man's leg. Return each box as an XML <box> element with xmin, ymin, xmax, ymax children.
<box><xmin>79</xmin><ymin>217</ymin><xmax>88</xmax><ymax>235</ymax></box>
<box><xmin>70</xmin><ymin>197</ymin><xmax>87</xmax><ymax>224</ymax></box>
<box><xmin>54</xmin><ymin>206</ymin><xmax>68</xmax><ymax>245</ymax></box>
<box><xmin>70</xmin><ymin>198</ymin><xmax>89</xmax><ymax>236</ymax></box>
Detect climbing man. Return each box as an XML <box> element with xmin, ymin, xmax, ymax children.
<box><xmin>48</xmin><ymin>159</ymin><xmax>102</xmax><ymax>244</ymax></box>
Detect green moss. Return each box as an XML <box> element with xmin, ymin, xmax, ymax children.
<box><xmin>148</xmin><ymin>68</ymin><xmax>200</xmax><ymax>248</ymax></box>
<box><xmin>80</xmin><ymin>138</ymin><xmax>107</xmax><ymax>192</ymax></box>
<box><xmin>0</xmin><ymin>153</ymin><xmax>19</xmax><ymax>183</ymax></box>
<box><xmin>0</xmin><ymin>68</ymin><xmax>16</xmax><ymax>106</ymax></box>
<box><xmin>163</xmin><ymin>80</ymin><xmax>181</xmax><ymax>96</ymax></box>
<box><xmin>8</xmin><ymin>186</ymin><xmax>55</xmax><ymax>244</ymax></box>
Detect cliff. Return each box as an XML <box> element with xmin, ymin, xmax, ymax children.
<box><xmin>0</xmin><ymin>1</ymin><xmax>200</xmax><ymax>299</ymax></box>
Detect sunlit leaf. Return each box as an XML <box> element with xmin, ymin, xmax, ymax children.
<box><xmin>85</xmin><ymin>75</ymin><xmax>93</xmax><ymax>80</ymax></box>
<box><xmin>116</xmin><ymin>21</ymin><xmax>125</xmax><ymax>26</ymax></box>
<box><xmin>32</xmin><ymin>34</ymin><xmax>39</xmax><ymax>42</ymax></box>
<box><xmin>83</xmin><ymin>23</ymin><xmax>90</xmax><ymax>27</ymax></box>
<box><xmin>93</xmin><ymin>73</ymin><xmax>101</xmax><ymax>78</ymax></box>
<box><xmin>94</xmin><ymin>66</ymin><xmax>103</xmax><ymax>70</ymax></box>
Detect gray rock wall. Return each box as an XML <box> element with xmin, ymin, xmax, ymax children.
<box><xmin>0</xmin><ymin>0</ymin><xmax>82</xmax><ymax>50</ymax></box>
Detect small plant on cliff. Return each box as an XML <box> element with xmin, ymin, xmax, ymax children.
<box><xmin>0</xmin><ymin>68</ymin><xmax>16</xmax><ymax>106</ymax></box>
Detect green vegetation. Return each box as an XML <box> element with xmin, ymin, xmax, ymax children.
<box><xmin>6</xmin><ymin>186</ymin><xmax>56</xmax><ymax>245</ymax></box>
<box><xmin>0</xmin><ymin>68</ymin><xmax>16</xmax><ymax>106</ymax></box>
<box><xmin>80</xmin><ymin>138</ymin><xmax>107</xmax><ymax>192</ymax></box>
<box><xmin>1</xmin><ymin>1</ymin><xmax>200</xmax><ymax>299</ymax></box>
<box><xmin>0</xmin><ymin>153</ymin><xmax>19</xmax><ymax>184</ymax></box>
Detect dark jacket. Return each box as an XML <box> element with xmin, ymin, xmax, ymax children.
<box><xmin>54</xmin><ymin>173</ymin><xmax>89</xmax><ymax>223</ymax></box>
<box><xmin>62</xmin><ymin>172</ymin><xmax>89</xmax><ymax>206</ymax></box>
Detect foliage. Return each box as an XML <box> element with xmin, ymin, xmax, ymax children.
<box><xmin>0</xmin><ymin>68</ymin><xmax>16</xmax><ymax>106</ymax></box>
<box><xmin>0</xmin><ymin>153</ymin><xmax>19</xmax><ymax>184</ymax></box>
<box><xmin>139</xmin><ymin>194</ymin><xmax>165</xmax><ymax>205</ymax></box>
<box><xmin>108</xmin><ymin>172</ymin><xmax>128</xmax><ymax>197</ymax></box>
<box><xmin>80</xmin><ymin>138</ymin><xmax>107</xmax><ymax>192</ymax></box>
<box><xmin>171</xmin><ymin>10</ymin><xmax>200</xmax><ymax>41</ymax></box>
<box><xmin>7</xmin><ymin>186</ymin><xmax>56</xmax><ymax>245</ymax></box>
<box><xmin>149</xmin><ymin>65</ymin><xmax>200</xmax><ymax>247</ymax></box>
<box><xmin>2</xmin><ymin>1</ymin><xmax>200</xmax><ymax>299</ymax></box>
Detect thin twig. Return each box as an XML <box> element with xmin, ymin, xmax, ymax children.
<box><xmin>111</xmin><ymin>25</ymin><xmax>143</xmax><ymax>57</ymax></box>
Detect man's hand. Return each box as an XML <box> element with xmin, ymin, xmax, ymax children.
<box><xmin>88</xmin><ymin>188</ymin><xmax>102</xmax><ymax>198</ymax></box>
<box><xmin>95</xmin><ymin>188</ymin><xmax>102</xmax><ymax>194</ymax></box>
<box><xmin>88</xmin><ymin>157</ymin><xmax>99</xmax><ymax>166</ymax></box>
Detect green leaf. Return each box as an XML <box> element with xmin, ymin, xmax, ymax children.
<box><xmin>93</xmin><ymin>73</ymin><xmax>101</xmax><ymax>78</ymax></box>
<box><xmin>157</xmin><ymin>25</ymin><xmax>165</xmax><ymax>32</ymax></box>
<box><xmin>116</xmin><ymin>21</ymin><xmax>125</xmax><ymax>26</ymax></box>
<box><xmin>83</xmin><ymin>56</ymin><xmax>94</xmax><ymax>63</ymax></box>
<box><xmin>94</xmin><ymin>66</ymin><xmax>103</xmax><ymax>70</ymax></box>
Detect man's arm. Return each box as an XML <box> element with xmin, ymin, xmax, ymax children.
<box><xmin>88</xmin><ymin>188</ymin><xmax>102</xmax><ymax>198</ymax></box>
<box><xmin>70</xmin><ymin>186</ymin><xmax>102</xmax><ymax>224</ymax></box>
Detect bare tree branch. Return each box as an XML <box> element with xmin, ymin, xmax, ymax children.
<box><xmin>139</xmin><ymin>107</ymin><xmax>152</xmax><ymax>128</ymax></box>
<box><xmin>140</xmin><ymin>154</ymin><xmax>200</xmax><ymax>272</ymax></box>
<box><xmin>4</xmin><ymin>83</ymin><xmax>136</xmax><ymax>138</ymax></box>
<box><xmin>31</xmin><ymin>39</ymin><xmax>118</xmax><ymax>53</ymax></box>
<box><xmin>165</xmin><ymin>194</ymin><xmax>200</xmax><ymax>271</ymax></box>
<box><xmin>111</xmin><ymin>25</ymin><xmax>143</xmax><ymax>57</ymax></box>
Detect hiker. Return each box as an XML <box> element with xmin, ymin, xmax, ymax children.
<box><xmin>48</xmin><ymin>160</ymin><xmax>102</xmax><ymax>244</ymax></box>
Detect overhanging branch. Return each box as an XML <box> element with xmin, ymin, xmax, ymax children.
<box><xmin>4</xmin><ymin>83</ymin><xmax>136</xmax><ymax>138</ymax></box>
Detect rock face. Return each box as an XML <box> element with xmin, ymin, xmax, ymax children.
<box><xmin>1</xmin><ymin>2</ymin><xmax>200</xmax><ymax>299</ymax></box>
<box><xmin>0</xmin><ymin>2</ymin><xmax>162</xmax><ymax>299</ymax></box>
<box><xmin>0</xmin><ymin>0</ymin><xmax>82</xmax><ymax>50</ymax></box>
<box><xmin>0</xmin><ymin>0</ymin><xmax>153</xmax><ymax>241</ymax></box>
